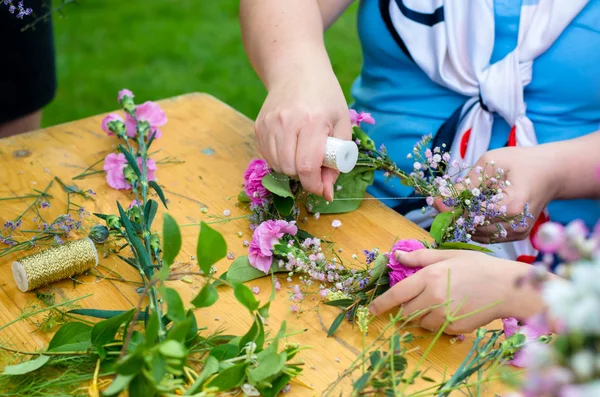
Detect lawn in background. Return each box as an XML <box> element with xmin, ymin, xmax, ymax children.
<box><xmin>44</xmin><ymin>0</ymin><xmax>362</xmax><ymax>126</ymax></box>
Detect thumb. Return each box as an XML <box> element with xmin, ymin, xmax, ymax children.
<box><xmin>394</xmin><ymin>249</ymin><xmax>461</xmax><ymax>268</ymax></box>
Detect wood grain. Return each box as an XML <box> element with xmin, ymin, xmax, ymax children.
<box><xmin>0</xmin><ymin>93</ymin><xmax>506</xmax><ymax>396</ymax></box>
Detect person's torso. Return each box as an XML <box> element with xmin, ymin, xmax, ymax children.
<box><xmin>351</xmin><ymin>0</ymin><xmax>600</xmax><ymax>229</ymax></box>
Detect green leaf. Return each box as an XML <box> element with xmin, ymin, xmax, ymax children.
<box><xmin>144</xmin><ymin>199</ymin><xmax>159</xmax><ymax>229</ymax></box>
<box><xmin>258</xmin><ymin>374</ymin><xmax>292</xmax><ymax>397</ymax></box>
<box><xmin>49</xmin><ymin>341</ymin><xmax>91</xmax><ymax>353</ymax></box>
<box><xmin>430</xmin><ymin>212</ymin><xmax>454</xmax><ymax>243</ymax></box>
<box><xmin>248</xmin><ymin>352</ymin><xmax>286</xmax><ymax>384</ymax></box>
<box><xmin>166</xmin><ymin>318</ymin><xmax>193</xmax><ymax>343</ymax></box>
<box><xmin>353</xmin><ymin>372</ymin><xmax>371</xmax><ymax>391</ymax></box>
<box><xmin>117</xmin><ymin>202</ymin><xmax>153</xmax><ymax>274</ymax></box>
<box><xmin>261</xmin><ymin>172</ymin><xmax>293</xmax><ymax>198</ymax></box>
<box><xmin>273</xmin><ymin>195</ymin><xmax>294</xmax><ymax>216</ymax></box>
<box><xmin>128</xmin><ymin>373</ymin><xmax>157</xmax><ymax>397</ymax></box>
<box><xmin>48</xmin><ymin>322</ymin><xmax>92</xmax><ymax>351</ymax></box>
<box><xmin>191</xmin><ymin>283</ymin><xmax>218</xmax><ymax>308</ymax></box>
<box><xmin>258</xmin><ymin>301</ymin><xmax>271</xmax><ymax>319</ymax></box>
<box><xmin>306</xmin><ymin>165</ymin><xmax>375</xmax><ymax>214</ymax></box>
<box><xmin>437</xmin><ymin>241</ymin><xmax>493</xmax><ymax>253</ymax></box>
<box><xmin>145</xmin><ymin>311</ymin><xmax>160</xmax><ymax>346</ymax></box>
<box><xmin>233</xmin><ymin>283</ymin><xmax>260</xmax><ymax>312</ymax></box>
<box><xmin>206</xmin><ymin>363</ymin><xmax>248</xmax><ymax>391</ymax></box>
<box><xmin>158</xmin><ymin>340</ymin><xmax>187</xmax><ymax>359</ymax></box>
<box><xmin>197</xmin><ymin>221</ymin><xmax>227</xmax><ymax>275</ymax></box>
<box><xmin>117</xmin><ymin>353</ymin><xmax>144</xmax><ymax>376</ymax></box>
<box><xmin>209</xmin><ymin>344</ymin><xmax>240</xmax><ymax>360</ymax></box>
<box><xmin>119</xmin><ymin>145</ymin><xmax>141</xmax><ymax>177</ymax></box>
<box><xmin>68</xmin><ymin>308</ymin><xmax>131</xmax><ymax>320</ymax></box>
<box><xmin>363</xmin><ymin>254</ymin><xmax>390</xmax><ymax>290</ymax></box>
<box><xmin>103</xmin><ymin>374</ymin><xmax>134</xmax><ymax>396</ymax></box>
<box><xmin>324</xmin><ymin>299</ymin><xmax>355</xmax><ymax>308</ymax></box>
<box><xmin>149</xmin><ymin>181</ymin><xmax>168</xmax><ymax>208</ymax></box>
<box><xmin>2</xmin><ymin>355</ymin><xmax>50</xmax><ymax>375</ymax></box>
<box><xmin>238</xmin><ymin>190</ymin><xmax>250</xmax><ymax>203</ymax></box>
<box><xmin>185</xmin><ymin>356</ymin><xmax>219</xmax><ymax>395</ymax></box>
<box><xmin>162</xmin><ymin>213</ymin><xmax>182</xmax><ymax>267</ymax></box>
<box><xmin>239</xmin><ymin>316</ymin><xmax>265</xmax><ymax>351</ymax></box>
<box><xmin>327</xmin><ymin>311</ymin><xmax>346</xmax><ymax>337</ymax></box>
<box><xmin>151</xmin><ymin>355</ymin><xmax>167</xmax><ymax>384</ymax></box>
<box><xmin>91</xmin><ymin>309</ymin><xmax>135</xmax><ymax>347</ymax></box>
<box><xmin>225</xmin><ymin>256</ymin><xmax>286</xmax><ymax>284</ymax></box>
<box><xmin>160</xmin><ymin>287</ymin><xmax>186</xmax><ymax>323</ymax></box>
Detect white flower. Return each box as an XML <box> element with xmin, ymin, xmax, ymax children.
<box><xmin>465</xmin><ymin>178</ymin><xmax>471</xmax><ymax>185</ymax></box>
<box><xmin>223</xmin><ymin>209</ymin><xmax>231</xmax><ymax>216</ymax></box>
<box><xmin>506</xmin><ymin>180</ymin><xmax>511</xmax><ymax>186</ymax></box>
<box><xmin>332</xmin><ymin>219</ymin><xmax>342</xmax><ymax>228</ymax></box>
<box><xmin>432</xmin><ymin>154</ymin><xmax>442</xmax><ymax>163</ymax></box>
<box><xmin>471</xmin><ymin>188</ymin><xmax>481</xmax><ymax>197</ymax></box>
<box><xmin>413</xmin><ymin>162</ymin><xmax>422</xmax><ymax>170</ymax></box>
<box><xmin>571</xmin><ymin>350</ymin><xmax>596</xmax><ymax>380</ymax></box>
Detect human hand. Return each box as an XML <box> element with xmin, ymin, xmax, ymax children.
<box><xmin>369</xmin><ymin>249</ymin><xmax>545</xmax><ymax>335</ymax></box>
<box><xmin>436</xmin><ymin>145</ymin><xmax>559</xmax><ymax>244</ymax></box>
<box><xmin>254</xmin><ymin>65</ymin><xmax>352</xmax><ymax>202</ymax></box>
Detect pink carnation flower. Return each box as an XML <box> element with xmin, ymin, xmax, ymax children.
<box><xmin>118</xmin><ymin>88</ymin><xmax>134</xmax><ymax>102</ymax></box>
<box><xmin>101</xmin><ymin>113</ymin><xmax>124</xmax><ymax>136</ymax></box>
<box><xmin>349</xmin><ymin>109</ymin><xmax>375</xmax><ymax>127</ymax></box>
<box><xmin>103</xmin><ymin>153</ymin><xmax>157</xmax><ymax>190</ymax></box>
<box><xmin>387</xmin><ymin>239</ymin><xmax>426</xmax><ymax>287</ymax></box>
<box><xmin>248</xmin><ymin>220</ymin><xmax>298</xmax><ymax>273</ymax></box>
<box><xmin>244</xmin><ymin>159</ymin><xmax>271</xmax><ymax>205</ymax></box>
<box><xmin>104</xmin><ymin>153</ymin><xmax>130</xmax><ymax>190</ymax></box>
<box><xmin>124</xmin><ymin>101</ymin><xmax>167</xmax><ymax>138</ymax></box>
<box><xmin>502</xmin><ymin>316</ymin><xmax>550</xmax><ymax>368</ymax></box>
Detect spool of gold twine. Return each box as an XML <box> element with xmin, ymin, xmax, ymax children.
<box><xmin>12</xmin><ymin>238</ymin><xmax>99</xmax><ymax>292</ymax></box>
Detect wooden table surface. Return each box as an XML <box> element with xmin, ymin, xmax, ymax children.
<box><xmin>0</xmin><ymin>93</ymin><xmax>504</xmax><ymax>396</ymax></box>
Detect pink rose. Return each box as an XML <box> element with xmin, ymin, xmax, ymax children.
<box><xmin>125</xmin><ymin>101</ymin><xmax>167</xmax><ymax>138</ymax></box>
<box><xmin>103</xmin><ymin>153</ymin><xmax>157</xmax><ymax>190</ymax></box>
<box><xmin>349</xmin><ymin>109</ymin><xmax>375</xmax><ymax>127</ymax></box>
<box><xmin>101</xmin><ymin>113</ymin><xmax>124</xmax><ymax>136</ymax></box>
<box><xmin>387</xmin><ymin>239</ymin><xmax>426</xmax><ymax>287</ymax></box>
<box><xmin>118</xmin><ymin>89</ymin><xmax>134</xmax><ymax>102</ymax></box>
<box><xmin>248</xmin><ymin>220</ymin><xmax>298</xmax><ymax>273</ymax></box>
<box><xmin>244</xmin><ymin>159</ymin><xmax>271</xmax><ymax>205</ymax></box>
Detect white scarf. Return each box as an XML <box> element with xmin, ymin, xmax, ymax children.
<box><xmin>385</xmin><ymin>0</ymin><xmax>589</xmax><ymax>260</ymax></box>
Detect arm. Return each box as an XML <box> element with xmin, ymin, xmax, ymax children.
<box><xmin>549</xmin><ymin>131</ymin><xmax>600</xmax><ymax>200</ymax></box>
<box><xmin>239</xmin><ymin>0</ymin><xmax>354</xmax><ymax>201</ymax></box>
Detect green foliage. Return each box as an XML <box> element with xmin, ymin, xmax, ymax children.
<box><xmin>437</xmin><ymin>241</ymin><xmax>493</xmax><ymax>253</ymax></box>
<box><xmin>160</xmin><ymin>287</ymin><xmax>187</xmax><ymax>322</ymax></box>
<box><xmin>307</xmin><ymin>165</ymin><xmax>375</xmax><ymax>214</ymax></box>
<box><xmin>430</xmin><ymin>211</ymin><xmax>455</xmax><ymax>244</ymax></box>
<box><xmin>191</xmin><ymin>283</ymin><xmax>219</xmax><ymax>308</ymax></box>
<box><xmin>222</xmin><ymin>255</ymin><xmax>287</xmax><ymax>284</ymax></box>
<box><xmin>162</xmin><ymin>213</ymin><xmax>182</xmax><ymax>267</ymax></box>
<box><xmin>196</xmin><ymin>221</ymin><xmax>227</xmax><ymax>275</ymax></box>
<box><xmin>2</xmin><ymin>356</ymin><xmax>50</xmax><ymax>376</ymax></box>
<box><xmin>91</xmin><ymin>309</ymin><xmax>135</xmax><ymax>348</ymax></box>
<box><xmin>233</xmin><ymin>283</ymin><xmax>260</xmax><ymax>313</ymax></box>
<box><xmin>48</xmin><ymin>322</ymin><xmax>92</xmax><ymax>352</ymax></box>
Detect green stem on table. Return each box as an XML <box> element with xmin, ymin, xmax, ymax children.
<box><xmin>0</xmin><ymin>294</ymin><xmax>92</xmax><ymax>333</ymax></box>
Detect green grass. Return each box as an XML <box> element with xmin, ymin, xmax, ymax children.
<box><xmin>44</xmin><ymin>0</ymin><xmax>362</xmax><ymax>127</ymax></box>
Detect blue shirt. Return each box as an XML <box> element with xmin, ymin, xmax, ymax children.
<box><xmin>352</xmin><ymin>0</ymin><xmax>600</xmax><ymax>229</ymax></box>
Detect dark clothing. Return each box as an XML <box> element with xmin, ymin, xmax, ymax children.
<box><xmin>0</xmin><ymin>1</ymin><xmax>56</xmax><ymax>123</ymax></box>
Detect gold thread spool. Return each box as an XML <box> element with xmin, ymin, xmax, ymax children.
<box><xmin>12</xmin><ymin>238</ymin><xmax>99</xmax><ymax>292</ymax></box>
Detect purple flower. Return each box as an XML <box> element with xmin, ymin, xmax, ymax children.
<box><xmin>54</xmin><ymin>235</ymin><xmax>64</xmax><ymax>245</ymax></box>
<box><xmin>248</xmin><ymin>220</ymin><xmax>298</xmax><ymax>273</ymax></box>
<box><xmin>251</xmin><ymin>286</ymin><xmax>260</xmax><ymax>294</ymax></box>
<box><xmin>387</xmin><ymin>239</ymin><xmax>426</xmax><ymax>287</ymax></box>
<box><xmin>243</xmin><ymin>159</ymin><xmax>271</xmax><ymax>205</ymax></box>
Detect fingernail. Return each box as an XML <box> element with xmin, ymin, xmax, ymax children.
<box><xmin>394</xmin><ymin>251</ymin><xmax>404</xmax><ymax>260</ymax></box>
<box><xmin>368</xmin><ymin>304</ymin><xmax>377</xmax><ymax>315</ymax></box>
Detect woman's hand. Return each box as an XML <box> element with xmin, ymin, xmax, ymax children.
<box><xmin>437</xmin><ymin>145</ymin><xmax>558</xmax><ymax>244</ymax></box>
<box><xmin>369</xmin><ymin>249</ymin><xmax>546</xmax><ymax>335</ymax></box>
<box><xmin>254</xmin><ymin>66</ymin><xmax>351</xmax><ymax>202</ymax></box>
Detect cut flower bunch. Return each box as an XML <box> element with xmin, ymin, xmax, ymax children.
<box><xmin>0</xmin><ymin>91</ymin><xmax>304</xmax><ymax>397</ymax></box>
